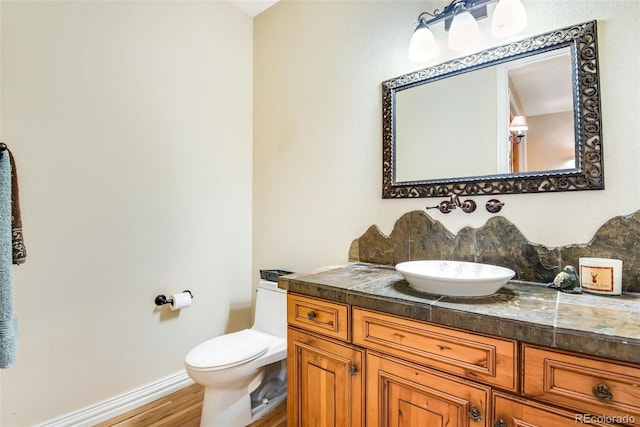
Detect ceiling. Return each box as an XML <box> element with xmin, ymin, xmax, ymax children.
<box><xmin>509</xmin><ymin>50</ymin><xmax>574</xmax><ymax>117</ymax></box>
<box><xmin>228</xmin><ymin>0</ymin><xmax>279</xmax><ymax>17</ymax></box>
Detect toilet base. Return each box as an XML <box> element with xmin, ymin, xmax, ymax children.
<box><xmin>198</xmin><ymin>360</ymin><xmax>287</xmax><ymax>427</ymax></box>
<box><xmin>199</xmin><ymin>387</ymin><xmax>288</xmax><ymax>427</ymax></box>
<box><xmin>201</xmin><ymin>385</ymin><xmax>255</xmax><ymax>427</ymax></box>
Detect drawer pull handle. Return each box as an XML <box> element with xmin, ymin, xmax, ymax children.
<box><xmin>349</xmin><ymin>365</ymin><xmax>358</xmax><ymax>376</ymax></box>
<box><xmin>307</xmin><ymin>311</ymin><xmax>316</xmax><ymax>321</ymax></box>
<box><xmin>469</xmin><ymin>407</ymin><xmax>482</xmax><ymax>422</ymax></box>
<box><xmin>494</xmin><ymin>417</ymin><xmax>507</xmax><ymax>427</ymax></box>
<box><xmin>592</xmin><ymin>383</ymin><xmax>613</xmax><ymax>401</ymax></box>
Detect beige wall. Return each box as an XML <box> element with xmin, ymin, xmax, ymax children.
<box><xmin>527</xmin><ymin>111</ymin><xmax>577</xmax><ymax>171</ymax></box>
<box><xmin>1</xmin><ymin>1</ymin><xmax>253</xmax><ymax>425</ymax></box>
<box><xmin>253</xmin><ymin>0</ymin><xmax>639</xmax><ymax>271</ymax></box>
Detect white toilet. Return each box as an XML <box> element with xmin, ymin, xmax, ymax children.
<box><xmin>185</xmin><ymin>280</ymin><xmax>288</xmax><ymax>427</ymax></box>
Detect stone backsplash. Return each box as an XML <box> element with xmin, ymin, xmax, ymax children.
<box><xmin>348</xmin><ymin>209</ymin><xmax>640</xmax><ymax>293</ymax></box>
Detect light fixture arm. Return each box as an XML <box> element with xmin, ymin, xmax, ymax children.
<box><xmin>409</xmin><ymin>0</ymin><xmax>527</xmax><ymax>62</ymax></box>
<box><xmin>416</xmin><ymin>0</ymin><xmax>495</xmax><ymax>31</ymax></box>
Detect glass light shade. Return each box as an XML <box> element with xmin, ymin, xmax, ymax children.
<box><xmin>492</xmin><ymin>0</ymin><xmax>528</xmax><ymax>38</ymax></box>
<box><xmin>509</xmin><ymin>115</ymin><xmax>528</xmax><ymax>132</ymax></box>
<box><xmin>408</xmin><ymin>24</ymin><xmax>438</xmax><ymax>62</ymax></box>
<box><xmin>448</xmin><ymin>11</ymin><xmax>481</xmax><ymax>51</ymax></box>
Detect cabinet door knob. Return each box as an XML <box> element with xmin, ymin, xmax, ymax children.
<box><xmin>592</xmin><ymin>383</ymin><xmax>613</xmax><ymax>401</ymax></box>
<box><xmin>469</xmin><ymin>407</ymin><xmax>482</xmax><ymax>422</ymax></box>
<box><xmin>494</xmin><ymin>417</ymin><xmax>507</xmax><ymax>427</ymax></box>
<box><xmin>349</xmin><ymin>365</ymin><xmax>358</xmax><ymax>376</ymax></box>
<box><xmin>307</xmin><ymin>311</ymin><xmax>316</xmax><ymax>320</ymax></box>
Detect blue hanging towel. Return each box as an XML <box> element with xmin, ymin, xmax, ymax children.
<box><xmin>0</xmin><ymin>151</ymin><xmax>17</xmax><ymax>368</ymax></box>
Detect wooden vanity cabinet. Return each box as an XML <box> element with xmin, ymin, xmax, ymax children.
<box><xmin>287</xmin><ymin>293</ymin><xmax>639</xmax><ymax>427</ymax></box>
<box><xmin>287</xmin><ymin>294</ymin><xmax>364</xmax><ymax>427</ymax></box>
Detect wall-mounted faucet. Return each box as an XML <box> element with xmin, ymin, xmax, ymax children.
<box><xmin>426</xmin><ymin>195</ymin><xmax>476</xmax><ymax>214</ymax></box>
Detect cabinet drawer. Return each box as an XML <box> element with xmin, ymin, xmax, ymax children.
<box><xmin>523</xmin><ymin>344</ymin><xmax>640</xmax><ymax>426</ymax></box>
<box><xmin>493</xmin><ymin>391</ymin><xmax>615</xmax><ymax>427</ymax></box>
<box><xmin>287</xmin><ymin>294</ymin><xmax>349</xmax><ymax>341</ymax></box>
<box><xmin>353</xmin><ymin>308</ymin><xmax>518</xmax><ymax>391</ymax></box>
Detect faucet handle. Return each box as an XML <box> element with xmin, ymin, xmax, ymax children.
<box><xmin>437</xmin><ymin>201</ymin><xmax>454</xmax><ymax>214</ymax></box>
<box><xmin>486</xmin><ymin>199</ymin><xmax>505</xmax><ymax>213</ymax></box>
<box><xmin>426</xmin><ymin>200</ymin><xmax>455</xmax><ymax>214</ymax></box>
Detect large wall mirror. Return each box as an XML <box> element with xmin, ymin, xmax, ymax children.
<box><xmin>382</xmin><ymin>21</ymin><xmax>603</xmax><ymax>198</ymax></box>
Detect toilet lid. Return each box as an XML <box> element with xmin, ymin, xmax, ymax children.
<box><xmin>185</xmin><ymin>329</ymin><xmax>270</xmax><ymax>370</ymax></box>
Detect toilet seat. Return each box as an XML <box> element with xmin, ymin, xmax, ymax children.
<box><xmin>185</xmin><ymin>329</ymin><xmax>270</xmax><ymax>371</ymax></box>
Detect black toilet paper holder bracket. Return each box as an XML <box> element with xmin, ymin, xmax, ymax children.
<box><xmin>154</xmin><ymin>290</ymin><xmax>193</xmax><ymax>306</ymax></box>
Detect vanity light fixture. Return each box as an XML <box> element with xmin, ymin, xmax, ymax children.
<box><xmin>509</xmin><ymin>115</ymin><xmax>528</xmax><ymax>143</ymax></box>
<box><xmin>408</xmin><ymin>0</ymin><xmax>528</xmax><ymax>62</ymax></box>
<box><xmin>448</xmin><ymin>8</ymin><xmax>481</xmax><ymax>51</ymax></box>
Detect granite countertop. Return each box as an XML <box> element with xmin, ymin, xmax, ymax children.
<box><xmin>279</xmin><ymin>263</ymin><xmax>640</xmax><ymax>365</ymax></box>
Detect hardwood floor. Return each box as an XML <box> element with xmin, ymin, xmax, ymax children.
<box><xmin>97</xmin><ymin>384</ymin><xmax>287</xmax><ymax>427</ymax></box>
<box><xmin>247</xmin><ymin>400</ymin><xmax>287</xmax><ymax>427</ymax></box>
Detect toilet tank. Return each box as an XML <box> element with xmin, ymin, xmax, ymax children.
<box><xmin>252</xmin><ymin>280</ymin><xmax>287</xmax><ymax>338</ymax></box>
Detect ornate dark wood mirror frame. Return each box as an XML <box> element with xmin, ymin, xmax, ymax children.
<box><xmin>382</xmin><ymin>21</ymin><xmax>603</xmax><ymax>198</ymax></box>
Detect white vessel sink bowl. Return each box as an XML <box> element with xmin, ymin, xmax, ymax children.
<box><xmin>395</xmin><ymin>260</ymin><xmax>516</xmax><ymax>297</ymax></box>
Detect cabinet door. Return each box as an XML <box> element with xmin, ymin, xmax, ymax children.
<box><xmin>493</xmin><ymin>391</ymin><xmax>615</xmax><ymax>427</ymax></box>
<box><xmin>287</xmin><ymin>327</ymin><xmax>364</xmax><ymax>427</ymax></box>
<box><xmin>366</xmin><ymin>352</ymin><xmax>490</xmax><ymax>427</ymax></box>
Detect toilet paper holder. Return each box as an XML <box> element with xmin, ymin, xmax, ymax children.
<box><xmin>155</xmin><ymin>290</ymin><xmax>193</xmax><ymax>307</ymax></box>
